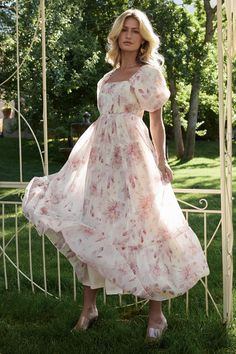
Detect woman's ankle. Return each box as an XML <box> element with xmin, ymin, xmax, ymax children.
<box><xmin>82</xmin><ymin>304</ymin><xmax>98</xmax><ymax>314</ymax></box>
<box><xmin>148</xmin><ymin>311</ymin><xmax>166</xmax><ymax>325</ymax></box>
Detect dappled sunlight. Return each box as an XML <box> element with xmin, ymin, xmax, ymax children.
<box><xmin>173</xmin><ymin>175</ymin><xmax>221</xmax><ymax>189</ymax></box>
<box><xmin>170</xmin><ymin>157</ymin><xmax>221</xmax><ymax>169</ymax></box>
<box><xmin>0</xmin><ymin>211</ymin><xmax>23</xmax><ymax>221</ymax></box>
<box><xmin>0</xmin><ymin>188</ymin><xmax>22</xmax><ymax>201</ymax></box>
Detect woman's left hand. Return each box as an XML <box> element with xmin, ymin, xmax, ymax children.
<box><xmin>158</xmin><ymin>160</ymin><xmax>173</xmax><ymax>183</ymax></box>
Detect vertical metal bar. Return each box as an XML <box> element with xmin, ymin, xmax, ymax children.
<box><xmin>118</xmin><ymin>294</ymin><xmax>122</xmax><ymax>307</ymax></box>
<box><xmin>16</xmin><ymin>0</ymin><xmax>23</xmax><ymax>182</ymax></box>
<box><xmin>28</xmin><ymin>223</ymin><xmax>34</xmax><ymax>292</ymax></box>
<box><xmin>103</xmin><ymin>287</ymin><xmax>106</xmax><ymax>305</ymax></box>
<box><xmin>2</xmin><ymin>204</ymin><xmax>8</xmax><ymax>290</ymax></box>
<box><xmin>40</xmin><ymin>0</ymin><xmax>48</xmax><ymax>176</ymax></box>
<box><xmin>15</xmin><ymin>204</ymin><xmax>20</xmax><ymax>292</ymax></box>
<box><xmin>41</xmin><ymin>234</ymin><xmax>47</xmax><ymax>296</ymax></box>
<box><xmin>186</xmin><ymin>291</ymin><xmax>189</xmax><ymax>317</ymax></box>
<box><xmin>73</xmin><ymin>268</ymin><xmax>77</xmax><ymax>301</ymax></box>
<box><xmin>185</xmin><ymin>211</ymin><xmax>189</xmax><ymax>315</ymax></box>
<box><xmin>57</xmin><ymin>250</ymin><xmax>61</xmax><ymax>299</ymax></box>
<box><xmin>217</xmin><ymin>0</ymin><xmax>228</xmax><ymax>324</ymax></box>
<box><xmin>168</xmin><ymin>299</ymin><xmax>171</xmax><ymax>314</ymax></box>
<box><xmin>225</xmin><ymin>0</ymin><xmax>234</xmax><ymax>324</ymax></box>
<box><xmin>204</xmin><ymin>212</ymin><xmax>208</xmax><ymax>317</ymax></box>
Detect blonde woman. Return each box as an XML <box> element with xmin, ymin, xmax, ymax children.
<box><xmin>22</xmin><ymin>9</ymin><xmax>209</xmax><ymax>342</ymax></box>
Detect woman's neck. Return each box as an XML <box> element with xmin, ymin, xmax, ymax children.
<box><xmin>119</xmin><ymin>51</ymin><xmax>139</xmax><ymax>69</ymax></box>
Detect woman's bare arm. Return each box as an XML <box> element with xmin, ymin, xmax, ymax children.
<box><xmin>149</xmin><ymin>108</ymin><xmax>173</xmax><ymax>183</ymax></box>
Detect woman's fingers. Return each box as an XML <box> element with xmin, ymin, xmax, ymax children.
<box><xmin>166</xmin><ymin>165</ymin><xmax>173</xmax><ymax>182</ymax></box>
<box><xmin>159</xmin><ymin>163</ymin><xmax>173</xmax><ymax>183</ymax></box>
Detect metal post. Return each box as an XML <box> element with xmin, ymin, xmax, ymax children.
<box><xmin>16</xmin><ymin>0</ymin><xmax>23</xmax><ymax>181</ymax></box>
<box><xmin>217</xmin><ymin>0</ymin><xmax>234</xmax><ymax>324</ymax></box>
<box><xmin>40</xmin><ymin>0</ymin><xmax>48</xmax><ymax>176</ymax></box>
<box><xmin>224</xmin><ymin>0</ymin><xmax>234</xmax><ymax>324</ymax></box>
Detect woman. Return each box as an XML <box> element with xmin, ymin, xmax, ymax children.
<box><xmin>22</xmin><ymin>9</ymin><xmax>209</xmax><ymax>342</ymax></box>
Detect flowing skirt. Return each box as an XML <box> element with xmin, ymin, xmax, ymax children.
<box><xmin>22</xmin><ymin>113</ymin><xmax>209</xmax><ymax>301</ymax></box>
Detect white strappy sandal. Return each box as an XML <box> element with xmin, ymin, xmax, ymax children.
<box><xmin>145</xmin><ymin>317</ymin><xmax>168</xmax><ymax>343</ymax></box>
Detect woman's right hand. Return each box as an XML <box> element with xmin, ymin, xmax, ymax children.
<box><xmin>158</xmin><ymin>160</ymin><xmax>173</xmax><ymax>183</ymax></box>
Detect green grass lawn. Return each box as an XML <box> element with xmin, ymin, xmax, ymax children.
<box><xmin>0</xmin><ymin>137</ymin><xmax>235</xmax><ymax>354</ymax></box>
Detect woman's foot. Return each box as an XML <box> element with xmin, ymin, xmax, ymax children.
<box><xmin>71</xmin><ymin>306</ymin><xmax>98</xmax><ymax>332</ymax></box>
<box><xmin>146</xmin><ymin>313</ymin><xmax>168</xmax><ymax>343</ymax></box>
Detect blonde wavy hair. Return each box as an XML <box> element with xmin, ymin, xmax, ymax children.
<box><xmin>106</xmin><ymin>9</ymin><xmax>164</xmax><ymax>68</ymax></box>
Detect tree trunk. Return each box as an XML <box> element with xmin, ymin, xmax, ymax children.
<box><xmin>183</xmin><ymin>0</ymin><xmax>217</xmax><ymax>160</ymax></box>
<box><xmin>183</xmin><ymin>73</ymin><xmax>201</xmax><ymax>160</ymax></box>
<box><xmin>169</xmin><ymin>77</ymin><xmax>184</xmax><ymax>159</ymax></box>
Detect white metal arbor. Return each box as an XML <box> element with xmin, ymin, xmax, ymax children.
<box><xmin>216</xmin><ymin>0</ymin><xmax>235</xmax><ymax>324</ymax></box>
<box><xmin>0</xmin><ymin>0</ymin><xmax>234</xmax><ymax>324</ymax></box>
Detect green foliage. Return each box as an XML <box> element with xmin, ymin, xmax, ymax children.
<box><xmin>0</xmin><ymin>0</ymin><xmax>235</xmax><ymax>144</ymax></box>
<box><xmin>0</xmin><ymin>0</ymin><xmax>105</xmax><ymax>132</ymax></box>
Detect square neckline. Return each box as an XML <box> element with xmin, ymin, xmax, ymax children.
<box><xmin>104</xmin><ymin>64</ymin><xmax>146</xmax><ymax>85</ymax></box>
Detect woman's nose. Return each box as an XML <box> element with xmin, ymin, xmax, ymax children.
<box><xmin>125</xmin><ymin>30</ymin><xmax>132</xmax><ymax>38</ymax></box>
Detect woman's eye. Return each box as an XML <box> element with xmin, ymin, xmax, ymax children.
<box><xmin>122</xmin><ymin>28</ymin><xmax>127</xmax><ymax>32</ymax></box>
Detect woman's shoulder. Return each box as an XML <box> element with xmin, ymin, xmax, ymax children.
<box><xmin>140</xmin><ymin>63</ymin><xmax>164</xmax><ymax>75</ymax></box>
<box><xmin>97</xmin><ymin>69</ymin><xmax>115</xmax><ymax>87</ymax></box>
<box><xmin>103</xmin><ymin>69</ymin><xmax>115</xmax><ymax>79</ymax></box>
<box><xmin>129</xmin><ymin>64</ymin><xmax>164</xmax><ymax>87</ymax></box>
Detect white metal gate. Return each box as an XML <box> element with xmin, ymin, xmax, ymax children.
<box><xmin>0</xmin><ymin>0</ymin><xmax>234</xmax><ymax>324</ymax></box>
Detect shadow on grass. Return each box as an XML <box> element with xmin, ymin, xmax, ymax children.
<box><xmin>170</xmin><ymin>160</ymin><xmax>221</xmax><ymax>170</ymax></box>
<box><xmin>172</xmin><ymin>176</ymin><xmax>221</xmax><ymax>190</ymax></box>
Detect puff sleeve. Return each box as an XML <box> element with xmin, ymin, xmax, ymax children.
<box><xmin>133</xmin><ymin>65</ymin><xmax>170</xmax><ymax>112</ymax></box>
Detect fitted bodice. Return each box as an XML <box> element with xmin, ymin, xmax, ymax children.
<box><xmin>98</xmin><ymin>80</ymin><xmax>144</xmax><ymax>117</ymax></box>
<box><xmin>97</xmin><ymin>64</ymin><xmax>171</xmax><ymax>118</ymax></box>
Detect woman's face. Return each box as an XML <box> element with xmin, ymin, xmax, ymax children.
<box><xmin>118</xmin><ymin>17</ymin><xmax>143</xmax><ymax>53</ymax></box>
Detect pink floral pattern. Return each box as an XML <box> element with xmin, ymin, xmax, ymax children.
<box><xmin>22</xmin><ymin>64</ymin><xmax>209</xmax><ymax>301</ymax></box>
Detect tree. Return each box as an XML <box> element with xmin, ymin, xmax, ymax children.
<box><xmin>0</xmin><ymin>0</ymin><xmax>225</xmax><ymax>155</ymax></box>
<box><xmin>0</xmin><ymin>1</ymin><xmax>16</xmax><ymax>101</ymax></box>
<box><xmin>0</xmin><ymin>0</ymin><xmax>104</xmax><ymax>133</ymax></box>
<box><xmin>148</xmin><ymin>0</ymin><xmax>218</xmax><ymax>160</ymax></box>
<box><xmin>147</xmin><ymin>0</ymin><xmax>192</xmax><ymax>158</ymax></box>
<box><xmin>183</xmin><ymin>0</ymin><xmax>217</xmax><ymax>160</ymax></box>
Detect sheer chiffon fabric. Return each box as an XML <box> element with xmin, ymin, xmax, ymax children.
<box><xmin>22</xmin><ymin>65</ymin><xmax>209</xmax><ymax>301</ymax></box>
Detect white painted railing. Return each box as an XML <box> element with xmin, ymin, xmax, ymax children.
<box><xmin>0</xmin><ymin>190</ymin><xmax>223</xmax><ymax>319</ymax></box>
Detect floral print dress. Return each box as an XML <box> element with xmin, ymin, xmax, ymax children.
<box><xmin>22</xmin><ymin>64</ymin><xmax>209</xmax><ymax>301</ymax></box>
